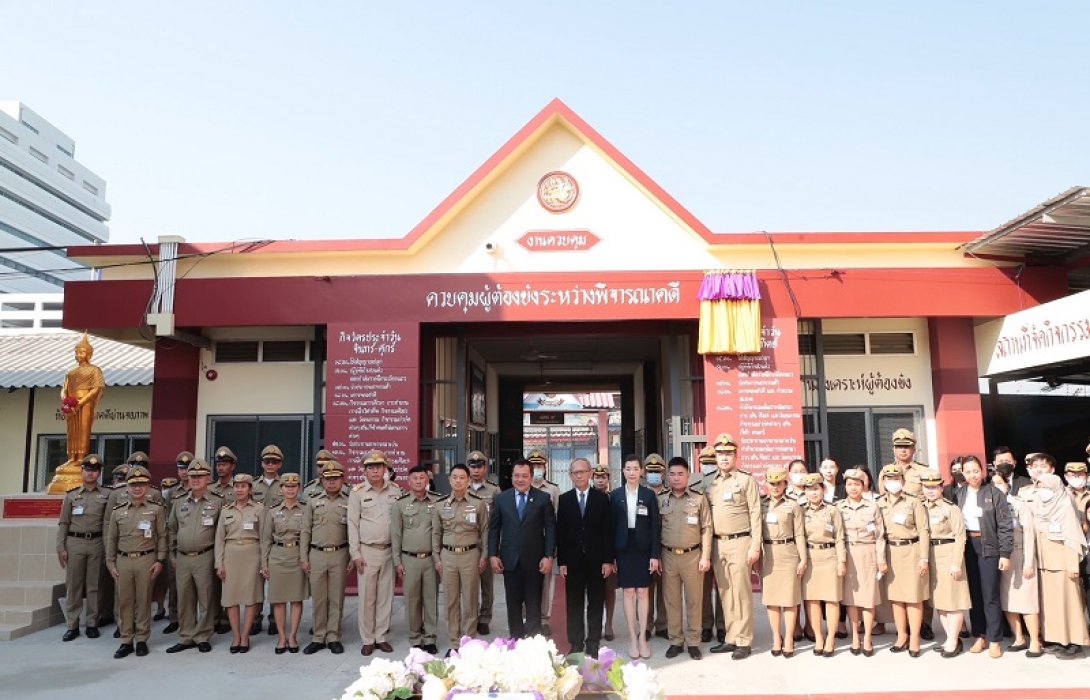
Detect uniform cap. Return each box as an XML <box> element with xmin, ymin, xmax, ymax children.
<box><xmin>315</xmin><ymin>449</ymin><xmax>336</xmax><ymax>465</ymax></box>
<box><xmin>362</xmin><ymin>450</ymin><xmax>388</xmax><ymax>467</ymax></box>
<box><xmin>918</xmin><ymin>469</ymin><xmax>944</xmax><ymax>487</ymax></box>
<box><xmin>527</xmin><ymin>449</ymin><xmax>548</xmax><ymax>464</ymax></box>
<box><xmin>214</xmin><ymin>446</ymin><xmax>237</xmax><ymax>463</ymax></box>
<box><xmin>891</xmin><ymin>429</ymin><xmax>916</xmax><ymax>447</ymax></box>
<box><xmin>698</xmin><ymin>446</ymin><xmax>717</xmax><ymax>465</ymax></box>
<box><xmin>322</xmin><ymin>461</ymin><xmax>346</xmax><ymax>479</ymax></box>
<box><xmin>880</xmin><ymin>464</ymin><xmax>904</xmax><ymax>478</ymax></box>
<box><xmin>1064</xmin><ymin>462</ymin><xmax>1088</xmax><ymax>474</ymax></box>
<box><xmin>160</xmin><ymin>477</ymin><xmax>179</xmax><ymax>489</ymax></box>
<box><xmin>81</xmin><ymin>454</ymin><xmax>103</xmax><ymax>470</ymax></box>
<box><xmin>232</xmin><ymin>473</ymin><xmax>254</xmax><ymax>485</ymax></box>
<box><xmin>467</xmin><ymin>450</ymin><xmax>487</xmax><ymax>465</ymax></box>
<box><xmin>186</xmin><ymin>459</ymin><xmax>212</xmax><ymax>477</ymax></box>
<box><xmin>126</xmin><ymin>466</ymin><xmax>152</xmax><ymax>484</ymax></box>
<box><xmin>111</xmin><ymin>464</ymin><xmax>130</xmax><ymax>478</ymax></box>
<box><xmin>592</xmin><ymin>464</ymin><xmax>610</xmax><ymax>476</ymax></box>
<box><xmin>127</xmin><ymin>451</ymin><xmax>150</xmax><ymax>466</ymax></box>
<box><xmin>842</xmin><ymin>468</ymin><xmax>866</xmax><ymax>483</ymax></box>
<box><xmin>175</xmin><ymin>451</ymin><xmax>194</xmax><ymax>467</ymax></box>
<box><xmin>766</xmin><ymin>468</ymin><xmax>788</xmax><ymax>485</ymax></box>
<box><xmin>643</xmin><ymin>453</ymin><xmax>666</xmax><ymax>472</ymax></box>
<box><xmin>261</xmin><ymin>444</ymin><xmax>284</xmax><ymax>459</ymax></box>
<box><xmin>801</xmin><ymin>473</ymin><xmax>823</xmax><ymax>488</ymax></box>
<box><xmin>712</xmin><ymin>433</ymin><xmax>738</xmax><ymax>451</ymax></box>
<box><xmin>280</xmin><ymin>473</ymin><xmax>301</xmax><ymax>486</ymax></box>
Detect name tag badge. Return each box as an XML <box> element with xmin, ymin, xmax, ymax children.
<box><xmin>339</xmin><ymin>515</ymin><xmax>348</xmax><ymax>525</ymax></box>
<box><xmin>865</xmin><ymin>522</ymin><xmax>877</xmax><ymax>533</ymax></box>
<box><xmin>466</xmin><ymin>512</ymin><xmax>477</xmax><ymax>524</ymax></box>
<box><xmin>825</xmin><ymin>522</ymin><xmax>835</xmax><ymax>533</ymax></box>
<box><xmin>930</xmin><ymin>515</ymin><xmax>943</xmax><ymax>524</ymax></box>
<box><xmin>243</xmin><ymin>521</ymin><xmax>255</xmax><ymax>530</ymax></box>
<box><xmin>72</xmin><ymin>505</ymin><xmax>85</xmax><ymax>516</ymax></box>
<box><xmin>202</xmin><ymin>517</ymin><xmax>215</xmax><ymax>527</ymax></box>
<box><xmin>686</xmin><ymin>515</ymin><xmax>699</xmax><ymax>525</ymax></box>
<box><xmin>765</xmin><ymin>512</ymin><xmax>779</xmax><ymax>524</ymax></box>
<box><xmin>637</xmin><ymin>504</ymin><xmax>649</xmax><ymax>517</ymax></box>
<box><xmin>138</xmin><ymin>520</ymin><xmax>151</xmax><ymax>531</ymax></box>
<box><xmin>723</xmin><ymin>491</ymin><xmax>734</xmax><ymax>502</ymax></box>
<box><xmin>893</xmin><ymin>513</ymin><xmax>908</xmax><ymax>526</ymax></box>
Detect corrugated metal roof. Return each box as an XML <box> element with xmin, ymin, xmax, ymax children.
<box><xmin>0</xmin><ymin>332</ymin><xmax>154</xmax><ymax>388</ymax></box>
<box><xmin>961</xmin><ymin>186</ymin><xmax>1090</xmax><ymax>260</ymax></box>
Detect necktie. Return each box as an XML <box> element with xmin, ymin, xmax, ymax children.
<box><xmin>579</xmin><ymin>490</ymin><xmax>586</xmax><ymax>516</ymax></box>
<box><xmin>517</xmin><ymin>492</ymin><xmax>526</xmax><ymax>520</ymax></box>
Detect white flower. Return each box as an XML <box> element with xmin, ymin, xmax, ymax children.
<box><xmin>338</xmin><ymin>659</ymin><xmax>412</xmax><ymax>700</ymax></box>
<box><xmin>620</xmin><ymin>662</ymin><xmax>664</xmax><ymax>700</ymax></box>
<box><xmin>420</xmin><ymin>675</ymin><xmax>452</xmax><ymax>700</ymax></box>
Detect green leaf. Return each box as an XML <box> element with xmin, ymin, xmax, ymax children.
<box><xmin>388</xmin><ymin>688</ymin><xmax>413</xmax><ymax>700</ymax></box>
<box><xmin>424</xmin><ymin>660</ymin><xmax>449</xmax><ymax>678</ymax></box>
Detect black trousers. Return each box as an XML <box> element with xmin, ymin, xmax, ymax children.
<box><xmin>565</xmin><ymin>561</ymin><xmax>606</xmax><ymax>653</ymax></box>
<box><xmin>503</xmin><ymin>561</ymin><xmax>544</xmax><ymax>638</ymax></box>
<box><xmin>965</xmin><ymin>537</ymin><xmax>1003</xmax><ymax>642</ymax></box>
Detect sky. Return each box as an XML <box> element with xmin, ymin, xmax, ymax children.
<box><xmin>5</xmin><ymin>1</ymin><xmax>1090</xmax><ymax>245</ymax></box>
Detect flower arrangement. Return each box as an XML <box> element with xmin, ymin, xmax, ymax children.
<box><xmin>337</xmin><ymin>636</ymin><xmax>663</xmax><ymax>700</ymax></box>
<box><xmin>60</xmin><ymin>395</ymin><xmax>79</xmax><ymax>416</ymax></box>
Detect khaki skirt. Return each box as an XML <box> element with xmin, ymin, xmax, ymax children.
<box><xmin>843</xmin><ymin>542</ymin><xmax>881</xmax><ymax>608</ymax></box>
<box><xmin>267</xmin><ymin>543</ymin><xmax>308</xmax><ymax>603</ymax></box>
<box><xmin>885</xmin><ymin>541</ymin><xmax>928</xmax><ymax>604</ymax></box>
<box><xmin>221</xmin><ymin>541</ymin><xmax>264</xmax><ymax>607</ymax></box>
<box><xmin>1039</xmin><ymin>568</ymin><xmax>1089</xmax><ymax>646</ymax></box>
<box><xmin>928</xmin><ymin>542</ymin><xmax>970</xmax><ymax>611</ymax></box>
<box><xmin>1000</xmin><ymin>543</ymin><xmax>1038</xmax><ymax>615</ymax></box>
<box><xmin>761</xmin><ymin>542</ymin><xmax>802</xmax><ymax>607</ymax></box>
<box><xmin>802</xmin><ymin>546</ymin><xmax>842</xmax><ymax>602</ymax></box>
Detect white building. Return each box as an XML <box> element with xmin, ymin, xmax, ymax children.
<box><xmin>0</xmin><ymin>102</ymin><xmax>110</xmax><ymax>292</ymax></box>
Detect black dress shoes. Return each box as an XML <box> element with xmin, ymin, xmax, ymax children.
<box><xmin>215</xmin><ymin>622</ymin><xmax>231</xmax><ymax>635</ymax></box>
<box><xmin>249</xmin><ymin>620</ymin><xmax>262</xmax><ymax>635</ymax></box>
<box><xmin>114</xmin><ymin>644</ymin><xmax>134</xmax><ymax>659</ymax></box>
<box><xmin>941</xmin><ymin>639</ymin><xmax>963</xmax><ymax>658</ymax></box>
<box><xmin>700</xmin><ymin>629</ymin><xmax>712</xmax><ymax>643</ymax></box>
<box><xmin>476</xmin><ymin>622</ymin><xmax>490</xmax><ymax>635</ymax></box>
<box><xmin>85</xmin><ymin>626</ymin><xmax>100</xmax><ymax>639</ymax></box>
<box><xmin>654</xmin><ymin>629</ymin><xmax>669</xmax><ymax>640</ymax></box>
<box><xmin>267</xmin><ymin>621</ymin><xmax>278</xmax><ymax>636</ymax></box>
<box><xmin>664</xmin><ymin>644</ymin><xmax>682</xmax><ymax>658</ymax></box>
<box><xmin>62</xmin><ymin>628</ymin><xmax>80</xmax><ymax>642</ymax></box>
<box><xmin>732</xmin><ymin>645</ymin><xmax>752</xmax><ymax>660</ymax></box>
<box><xmin>135</xmin><ymin>642</ymin><xmax>149</xmax><ymax>657</ymax></box>
<box><xmin>422</xmin><ymin>644</ymin><xmax>438</xmax><ymax>654</ymax></box>
<box><xmin>709</xmin><ymin>642</ymin><xmax>736</xmax><ymax>654</ymax></box>
<box><xmin>920</xmin><ymin>625</ymin><xmax>935</xmax><ymax>641</ymax></box>
<box><xmin>329</xmin><ymin>641</ymin><xmax>344</xmax><ymax>654</ymax></box>
<box><xmin>376</xmin><ymin>641</ymin><xmax>393</xmax><ymax>653</ymax></box>
<box><xmin>198</xmin><ymin>642</ymin><xmax>212</xmax><ymax>652</ymax></box>
<box><xmin>113</xmin><ymin>628</ymin><xmax>121</xmax><ymax>638</ymax></box>
<box><xmin>163</xmin><ymin>622</ymin><xmax>179</xmax><ymax>634</ymax></box>
<box><xmin>166</xmin><ymin>643</ymin><xmax>196</xmax><ymax>653</ymax></box>
<box><xmin>687</xmin><ymin>646</ymin><xmax>702</xmax><ymax>660</ymax></box>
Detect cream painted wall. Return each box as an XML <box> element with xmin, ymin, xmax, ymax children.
<box><xmin>0</xmin><ymin>389</ymin><xmax>31</xmax><ymax>494</ymax></box>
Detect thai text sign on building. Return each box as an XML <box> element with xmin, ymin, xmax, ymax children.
<box><xmin>976</xmin><ymin>288</ymin><xmax>1090</xmax><ymax>377</ymax></box>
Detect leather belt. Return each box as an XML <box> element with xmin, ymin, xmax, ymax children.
<box><xmin>68</xmin><ymin>532</ymin><xmax>102</xmax><ymax>539</ymax></box>
<box><xmin>889</xmin><ymin>537</ymin><xmax>919</xmax><ymax>547</ymax></box>
<box><xmin>179</xmin><ymin>546</ymin><xmax>213</xmax><ymax>557</ymax></box>
<box><xmin>275</xmin><ymin>542</ymin><xmax>300</xmax><ymax>548</ymax></box>
<box><xmin>930</xmin><ymin>538</ymin><xmax>956</xmax><ymax>546</ymax></box>
<box><xmin>967</xmin><ymin>531</ymin><xmax>982</xmax><ymax>538</ymax></box>
<box><xmin>402</xmin><ymin>550</ymin><xmax>432</xmax><ymax>559</ymax></box>
<box><xmin>227</xmin><ymin>539</ymin><xmax>259</xmax><ymax>544</ymax></box>
<box><xmin>717</xmin><ymin>531</ymin><xmax>750</xmax><ymax>541</ymax></box>
<box><xmin>848</xmin><ymin>540</ymin><xmax>876</xmax><ymax>546</ymax></box>
<box><xmin>443</xmin><ymin>544</ymin><xmax>478</xmax><ymax>553</ymax></box>
<box><xmin>763</xmin><ymin>537</ymin><xmax>795</xmax><ymax>545</ymax></box>
<box><xmin>666</xmin><ymin>544</ymin><xmax>701</xmax><ymax>555</ymax></box>
<box><xmin>807</xmin><ymin>542</ymin><xmax>836</xmax><ymax>550</ymax></box>
<box><xmin>363</xmin><ymin>542</ymin><xmax>392</xmax><ymax>550</ymax></box>
<box><xmin>118</xmin><ymin>550</ymin><xmax>155</xmax><ymax>558</ymax></box>
<box><xmin>310</xmin><ymin>543</ymin><xmax>348</xmax><ymax>552</ymax></box>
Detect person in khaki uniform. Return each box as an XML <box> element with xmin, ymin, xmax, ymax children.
<box><xmin>152</xmin><ymin>476</ymin><xmax>179</xmax><ymax>623</ymax></box>
<box><xmin>705</xmin><ymin>433</ymin><xmax>761</xmax><ymax>660</ymax></box>
<box><xmin>209</xmin><ymin>446</ymin><xmax>238</xmax><ymax>504</ymax></box>
<box><xmin>58</xmin><ymin>454</ymin><xmax>109</xmax><ymax>641</ymax></box>
<box><xmin>301</xmin><ymin>461</ymin><xmax>351</xmax><ymax>655</ymax></box>
<box><xmin>348</xmin><ymin>449</ymin><xmax>404</xmax><ymax>656</ymax></box>
<box><xmin>800</xmin><ymin>473</ymin><xmax>846</xmax><ymax>656</ymax></box>
<box><xmin>694</xmin><ymin>446</ymin><xmax>726</xmax><ymax>644</ymax></box>
<box><xmin>250</xmin><ymin>444</ymin><xmax>285</xmax><ymax>636</ymax></box>
<box><xmin>592</xmin><ymin>464</ymin><xmax>618</xmax><ymax>642</ymax></box>
<box><xmin>528</xmin><ymin>448</ymin><xmax>561</xmax><ymax>635</ymax></box>
<box><xmin>839</xmin><ymin>468</ymin><xmax>886</xmax><ymax>656</ymax></box>
<box><xmin>1064</xmin><ymin>462</ymin><xmax>1090</xmax><ymax>533</ymax></box>
<box><xmin>162</xmin><ymin>450</ymin><xmax>194</xmax><ymax>635</ymax></box>
<box><xmin>877</xmin><ymin>464</ymin><xmax>931</xmax><ymax>657</ymax></box>
<box><xmin>759</xmin><ymin>468</ymin><xmax>808</xmax><ymax>658</ymax></box>
<box><xmin>215</xmin><ymin>474</ymin><xmax>265</xmax><ymax>653</ymax></box>
<box><xmin>105</xmin><ymin>466</ymin><xmax>166</xmax><ymax>659</ymax></box>
<box><xmin>919</xmin><ymin>470</ymin><xmax>970</xmax><ymax>658</ymax></box>
<box><xmin>165</xmin><ymin>459</ymin><xmax>222</xmax><ymax>653</ymax></box>
<box><xmin>260</xmin><ymin>472</ymin><xmax>308</xmax><ymax>654</ymax></box>
<box><xmin>433</xmin><ymin>463</ymin><xmax>489</xmax><ymax>651</ymax></box>
<box><xmin>392</xmin><ymin>465</ymin><xmax>440</xmax><ymax>654</ymax></box>
<box><xmin>467</xmin><ymin>450</ymin><xmax>500</xmax><ymax>634</ymax></box>
<box><xmin>643</xmin><ymin>454</ymin><xmax>669</xmax><ymax>641</ymax></box>
<box><xmin>302</xmin><ymin>449</ymin><xmax>339</xmax><ymax>502</ymax></box>
<box><xmin>658</xmin><ymin>457</ymin><xmax>712</xmax><ymax>660</ymax></box>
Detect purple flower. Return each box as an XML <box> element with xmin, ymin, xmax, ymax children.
<box><xmin>489</xmin><ymin>637</ymin><xmax>518</xmax><ymax>651</ymax></box>
<box><xmin>403</xmin><ymin>646</ymin><xmax>434</xmax><ymax>676</ymax></box>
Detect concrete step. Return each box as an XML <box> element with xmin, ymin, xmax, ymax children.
<box><xmin>0</xmin><ymin>580</ymin><xmax>64</xmax><ymax>606</ymax></box>
<box><xmin>2</xmin><ymin>603</ymin><xmax>62</xmax><ymax>626</ymax></box>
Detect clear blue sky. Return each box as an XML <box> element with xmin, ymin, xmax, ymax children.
<box><xmin>6</xmin><ymin>1</ymin><xmax>1089</xmax><ymax>244</ymax></box>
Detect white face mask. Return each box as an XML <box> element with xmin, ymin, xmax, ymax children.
<box><xmin>1036</xmin><ymin>488</ymin><xmax>1054</xmax><ymax>502</ymax></box>
<box><xmin>885</xmin><ymin>481</ymin><xmax>904</xmax><ymax>494</ymax></box>
<box><xmin>646</xmin><ymin>473</ymin><xmax>662</xmax><ymax>487</ymax></box>
<box><xmin>532</xmin><ymin>468</ymin><xmax>545</xmax><ymax>481</ymax></box>
<box><xmin>790</xmin><ymin>473</ymin><xmax>805</xmax><ymax>487</ymax></box>
<box><xmin>1068</xmin><ymin>477</ymin><xmax>1087</xmax><ymax>490</ymax></box>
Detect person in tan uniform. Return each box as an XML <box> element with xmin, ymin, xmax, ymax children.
<box><xmin>302</xmin><ymin>449</ymin><xmax>339</xmax><ymax>502</ymax></box>
<box><xmin>261</xmin><ymin>472</ymin><xmax>307</xmax><ymax>654</ymax></box>
<box><xmin>209</xmin><ymin>446</ymin><xmax>238</xmax><ymax>504</ymax></box>
<box><xmin>215</xmin><ymin>474</ymin><xmax>264</xmax><ymax>653</ymax></box>
<box><xmin>250</xmin><ymin>444</ymin><xmax>285</xmax><ymax>636</ymax></box>
<box><xmin>162</xmin><ymin>450</ymin><xmax>194</xmax><ymax>635</ymax></box>
<box><xmin>392</xmin><ymin>465</ymin><xmax>440</xmax><ymax>654</ymax></box>
<box><xmin>839</xmin><ymin>468</ymin><xmax>886</xmax><ymax>656</ymax></box>
<box><xmin>1001</xmin><ymin>487</ymin><xmax>1041</xmax><ymax>657</ymax></box>
<box><xmin>58</xmin><ymin>454</ymin><xmax>109</xmax><ymax>641</ymax></box>
<box><xmin>643</xmin><ymin>454</ymin><xmax>669</xmax><ymax>640</ymax></box>
<box><xmin>800</xmin><ymin>473</ymin><xmax>846</xmax><ymax>656</ymax></box>
<box><xmin>705</xmin><ymin>433</ymin><xmax>761</xmax><ymax>660</ymax></box>
<box><xmin>105</xmin><ymin>466</ymin><xmax>166</xmax><ymax>658</ymax></box>
<box><xmin>348</xmin><ymin>449</ymin><xmax>404</xmax><ymax>656</ymax></box>
<box><xmin>918</xmin><ymin>469</ymin><xmax>970</xmax><ymax>658</ymax></box>
<box><xmin>467</xmin><ymin>450</ymin><xmax>501</xmax><ymax>635</ymax></box>
<box><xmin>1064</xmin><ymin>462</ymin><xmax>1090</xmax><ymax>534</ymax></box>
<box><xmin>659</xmin><ymin>457</ymin><xmax>712</xmax><ymax>660</ymax></box>
<box><xmin>433</xmin><ymin>463</ymin><xmax>489</xmax><ymax>652</ymax></box>
<box><xmin>592</xmin><ymin>464</ymin><xmax>618</xmax><ymax>641</ymax></box>
<box><xmin>528</xmin><ymin>448</ymin><xmax>561</xmax><ymax>635</ymax></box>
<box><xmin>301</xmin><ymin>461</ymin><xmax>351</xmax><ymax>654</ymax></box>
<box><xmin>877</xmin><ymin>464</ymin><xmax>930</xmax><ymax>657</ymax></box>
<box><xmin>152</xmin><ymin>476</ymin><xmax>179</xmax><ymax>624</ymax></box>
<box><xmin>759</xmin><ymin>468</ymin><xmax>808</xmax><ymax>657</ymax></box>
<box><xmin>165</xmin><ymin>459</ymin><xmax>222</xmax><ymax>653</ymax></box>
<box><xmin>694</xmin><ymin>446</ymin><xmax>726</xmax><ymax>644</ymax></box>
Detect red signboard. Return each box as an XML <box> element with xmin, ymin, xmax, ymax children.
<box><xmin>3</xmin><ymin>496</ymin><xmax>63</xmax><ymax>519</ymax></box>
<box><xmin>517</xmin><ymin>230</ymin><xmax>600</xmax><ymax>252</ymax></box>
<box><xmin>325</xmin><ymin>323</ymin><xmax>419</xmax><ymax>484</ymax></box>
<box><xmin>703</xmin><ymin>317</ymin><xmax>804</xmax><ymax>488</ymax></box>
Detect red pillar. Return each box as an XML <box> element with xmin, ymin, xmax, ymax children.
<box><xmin>148</xmin><ymin>340</ymin><xmax>201</xmax><ymax>482</ymax></box>
<box><xmin>928</xmin><ymin>318</ymin><xmax>985</xmax><ymax>480</ymax></box>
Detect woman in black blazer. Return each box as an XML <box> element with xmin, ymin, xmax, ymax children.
<box><xmin>610</xmin><ymin>454</ymin><xmax>661</xmax><ymax>659</ymax></box>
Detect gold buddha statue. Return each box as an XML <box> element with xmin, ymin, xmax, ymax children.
<box><xmin>47</xmin><ymin>333</ymin><xmax>105</xmax><ymax>494</ymax></box>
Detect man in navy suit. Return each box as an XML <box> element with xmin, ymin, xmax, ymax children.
<box><xmin>488</xmin><ymin>458</ymin><xmax>556</xmax><ymax>638</ymax></box>
<box><xmin>557</xmin><ymin>458</ymin><xmax>614</xmax><ymax>656</ymax></box>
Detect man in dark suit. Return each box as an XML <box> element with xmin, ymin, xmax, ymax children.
<box><xmin>557</xmin><ymin>458</ymin><xmax>614</xmax><ymax>656</ymax></box>
<box><xmin>488</xmin><ymin>458</ymin><xmax>557</xmax><ymax>638</ymax></box>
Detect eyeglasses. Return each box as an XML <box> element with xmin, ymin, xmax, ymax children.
<box><xmin>262</xmin><ymin>458</ymin><xmax>282</xmax><ymax>464</ymax></box>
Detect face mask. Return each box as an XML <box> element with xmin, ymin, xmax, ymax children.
<box><xmin>703</xmin><ymin>464</ymin><xmax>716</xmax><ymax>475</ymax></box>
<box><xmin>1068</xmin><ymin>477</ymin><xmax>1087</xmax><ymax>490</ymax></box>
<box><xmin>532</xmin><ymin>468</ymin><xmax>545</xmax><ymax>481</ymax></box>
<box><xmin>994</xmin><ymin>463</ymin><xmax>1014</xmax><ymax>477</ymax></box>
<box><xmin>646</xmin><ymin>473</ymin><xmax>663</xmax><ymax>487</ymax></box>
<box><xmin>952</xmin><ymin>472</ymin><xmax>966</xmax><ymax>485</ymax></box>
<box><xmin>885</xmin><ymin>481</ymin><xmax>904</xmax><ymax>494</ymax></box>
<box><xmin>790</xmin><ymin>473</ymin><xmax>805</xmax><ymax>487</ymax></box>
<box><xmin>1036</xmin><ymin>488</ymin><xmax>1054</xmax><ymax>502</ymax></box>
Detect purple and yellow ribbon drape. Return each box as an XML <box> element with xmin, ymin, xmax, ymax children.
<box><xmin>697</xmin><ymin>270</ymin><xmax>762</xmax><ymax>355</ymax></box>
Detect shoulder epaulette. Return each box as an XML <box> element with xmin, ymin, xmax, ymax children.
<box><xmin>112</xmin><ymin>503</ymin><xmax>126</xmax><ymax>510</ymax></box>
<box><xmin>942</xmin><ymin>497</ymin><xmax>956</xmax><ymax>506</ymax></box>
<box><xmin>486</xmin><ymin>478</ymin><xmax>499</xmax><ymax>487</ymax></box>
<box><xmin>545</xmin><ymin>479</ymin><xmax>558</xmax><ymax>486</ymax></box>
<box><xmin>913</xmin><ymin>461</ymin><xmax>929</xmax><ymax>468</ymax></box>
<box><xmin>427</xmin><ymin>490</ymin><xmax>443</xmax><ymax>498</ymax></box>
<box><xmin>398</xmin><ymin>492</ymin><xmax>414</xmax><ymax>501</ymax></box>
<box><xmin>467</xmin><ymin>491</ymin><xmax>481</xmax><ymax>499</ymax></box>
<box><xmin>352</xmin><ymin>483</ymin><xmax>365</xmax><ymax>492</ymax></box>
<box><xmin>66</xmin><ymin>484</ymin><xmax>81</xmax><ymax>493</ymax></box>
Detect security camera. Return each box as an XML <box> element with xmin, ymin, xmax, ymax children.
<box><xmin>484</xmin><ymin>241</ymin><xmax>498</xmax><ymax>255</ymax></box>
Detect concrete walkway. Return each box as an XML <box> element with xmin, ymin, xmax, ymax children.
<box><xmin>4</xmin><ymin>588</ymin><xmax>1088</xmax><ymax>699</ymax></box>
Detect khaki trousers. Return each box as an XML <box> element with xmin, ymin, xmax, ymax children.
<box><xmin>713</xmin><ymin>536</ymin><xmax>754</xmax><ymax>646</ymax></box>
<box><xmin>357</xmin><ymin>544</ymin><xmax>394</xmax><ymax>645</ymax></box>
<box><xmin>478</xmin><ymin>564</ymin><xmax>494</xmax><ymax>625</ymax></box>
<box><xmin>175</xmin><ymin>549</ymin><xmax>216</xmax><ymax>644</ymax></box>
<box><xmin>701</xmin><ymin>568</ymin><xmax>726</xmax><ymax>632</ymax></box>
<box><xmin>309</xmin><ymin>548</ymin><xmax>348</xmax><ymax>643</ymax></box>
<box><xmin>63</xmin><ymin>536</ymin><xmax>103</xmax><ymax>628</ymax></box>
<box><xmin>441</xmin><ymin>549</ymin><xmax>481</xmax><ymax>648</ymax></box>
<box><xmin>663</xmin><ymin>548</ymin><xmax>703</xmax><ymax>647</ymax></box>
<box><xmin>117</xmin><ymin>553</ymin><xmax>155</xmax><ymax>643</ymax></box>
<box><xmin>401</xmin><ymin>554</ymin><xmax>438</xmax><ymax>646</ymax></box>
